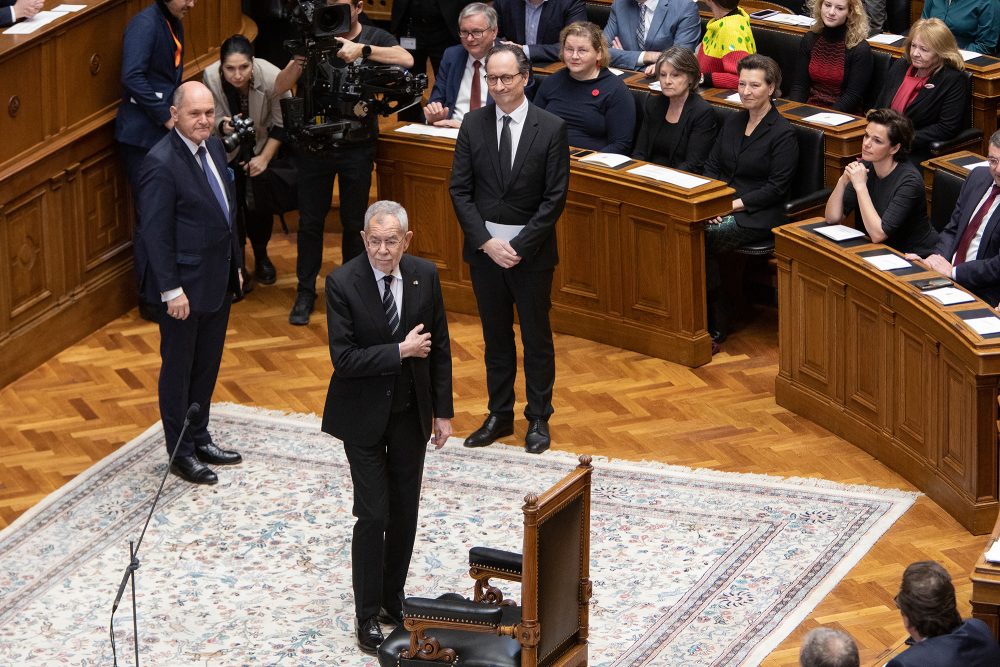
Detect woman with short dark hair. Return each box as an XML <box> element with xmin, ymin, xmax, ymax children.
<box><xmin>825</xmin><ymin>109</ymin><xmax>939</xmax><ymax>256</ymax></box>
<box><xmin>632</xmin><ymin>47</ymin><xmax>718</xmax><ymax>173</ymax></box>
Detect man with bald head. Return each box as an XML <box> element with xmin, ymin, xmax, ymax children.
<box><xmin>135</xmin><ymin>81</ymin><xmax>244</xmax><ymax>485</ymax></box>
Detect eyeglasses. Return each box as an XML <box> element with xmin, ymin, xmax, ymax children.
<box><xmin>563</xmin><ymin>48</ymin><xmax>594</xmax><ymax>57</ymax></box>
<box><xmin>988</xmin><ymin>157</ymin><xmax>1000</xmax><ymax>167</ymax></box>
<box><xmin>366</xmin><ymin>237</ymin><xmax>401</xmax><ymax>250</ymax></box>
<box><xmin>485</xmin><ymin>73</ymin><xmax>522</xmax><ymax>86</ymax></box>
<box><xmin>459</xmin><ymin>29</ymin><xmax>489</xmax><ymax>39</ymax></box>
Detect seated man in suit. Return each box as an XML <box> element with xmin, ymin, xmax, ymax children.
<box><xmin>494</xmin><ymin>0</ymin><xmax>587</xmax><ymax>64</ymax></box>
<box><xmin>908</xmin><ymin>130</ymin><xmax>1000</xmax><ymax>306</ymax></box>
<box><xmin>886</xmin><ymin>561</ymin><xmax>1000</xmax><ymax>666</ymax></box>
<box><xmin>424</xmin><ymin>2</ymin><xmax>498</xmax><ymax>128</ymax></box>
<box><xmin>602</xmin><ymin>0</ymin><xmax>701</xmax><ymax>71</ymax></box>
<box><xmin>0</xmin><ymin>0</ymin><xmax>42</xmax><ymax>27</ymax></box>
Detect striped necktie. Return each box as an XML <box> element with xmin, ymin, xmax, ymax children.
<box><xmin>382</xmin><ymin>275</ymin><xmax>399</xmax><ymax>336</ymax></box>
<box><xmin>636</xmin><ymin>1</ymin><xmax>647</xmax><ymax>51</ymax></box>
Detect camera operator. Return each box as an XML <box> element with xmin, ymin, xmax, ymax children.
<box><xmin>204</xmin><ymin>34</ymin><xmax>291</xmax><ymax>290</ymax></box>
<box><xmin>282</xmin><ymin>0</ymin><xmax>414</xmax><ymax>326</ymax></box>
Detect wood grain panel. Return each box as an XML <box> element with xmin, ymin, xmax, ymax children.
<box><xmin>621</xmin><ymin>211</ymin><xmax>671</xmax><ymax>327</ymax></box>
<box><xmin>3</xmin><ymin>187</ymin><xmax>55</xmax><ymax>321</ymax></box>
<box><xmin>555</xmin><ymin>198</ymin><xmax>604</xmax><ymax>311</ymax></box>
<box><xmin>56</xmin><ymin>3</ymin><xmax>127</xmax><ymax>130</ymax></box>
<box><xmin>937</xmin><ymin>352</ymin><xmax>972</xmax><ymax>492</ymax></box>
<box><xmin>79</xmin><ymin>149</ymin><xmax>131</xmax><ymax>274</ymax></box>
<box><xmin>794</xmin><ymin>270</ymin><xmax>831</xmax><ymax>393</ymax></box>
<box><xmin>399</xmin><ymin>170</ymin><xmax>460</xmax><ymax>278</ymax></box>
<box><xmin>0</xmin><ymin>44</ymin><xmax>46</xmax><ymax>158</ymax></box>
<box><xmin>894</xmin><ymin>324</ymin><xmax>929</xmax><ymax>458</ymax></box>
<box><xmin>845</xmin><ymin>293</ymin><xmax>882</xmax><ymax>423</ymax></box>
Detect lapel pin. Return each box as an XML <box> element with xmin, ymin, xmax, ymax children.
<box><xmin>413</xmin><ymin>280</ymin><xmax>419</xmax><ymax>285</ymax></box>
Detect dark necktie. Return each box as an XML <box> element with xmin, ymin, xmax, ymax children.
<box><xmin>499</xmin><ymin>115</ymin><xmax>512</xmax><ymax>184</ymax></box>
<box><xmin>382</xmin><ymin>275</ymin><xmax>399</xmax><ymax>336</ymax></box>
<box><xmin>954</xmin><ymin>184</ymin><xmax>1000</xmax><ymax>266</ymax></box>
<box><xmin>635</xmin><ymin>1</ymin><xmax>647</xmax><ymax>51</ymax></box>
<box><xmin>470</xmin><ymin>60</ymin><xmax>482</xmax><ymax>111</ymax></box>
<box><xmin>197</xmin><ymin>146</ymin><xmax>229</xmax><ymax>222</ymax></box>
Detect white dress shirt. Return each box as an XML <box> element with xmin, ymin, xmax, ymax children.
<box><xmin>954</xmin><ymin>183</ymin><xmax>1000</xmax><ymax>265</ymax></box>
<box><xmin>370</xmin><ymin>262</ymin><xmax>405</xmax><ymax>359</ymax></box>
<box><xmin>495</xmin><ymin>97</ymin><xmax>530</xmax><ymax>167</ymax></box>
<box><xmin>634</xmin><ymin>0</ymin><xmax>660</xmax><ymax>67</ymax></box>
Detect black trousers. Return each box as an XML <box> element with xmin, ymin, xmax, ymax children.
<box><xmin>470</xmin><ymin>263</ymin><xmax>555</xmax><ymax>422</ymax></box>
<box><xmin>157</xmin><ymin>296</ymin><xmax>232</xmax><ymax>456</ymax></box>
<box><xmin>232</xmin><ymin>162</ymin><xmax>274</xmax><ymax>255</ymax></box>
<box><xmin>294</xmin><ymin>144</ymin><xmax>374</xmax><ymax>297</ymax></box>
<box><xmin>343</xmin><ymin>405</ymin><xmax>427</xmax><ymax>620</ymax></box>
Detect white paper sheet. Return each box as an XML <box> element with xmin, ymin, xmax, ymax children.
<box><xmin>814</xmin><ymin>224</ymin><xmax>865</xmax><ymax>241</ymax></box>
<box><xmin>802</xmin><ymin>112</ymin><xmax>855</xmax><ymax>126</ymax></box>
<box><xmin>2</xmin><ymin>10</ymin><xmax>65</xmax><ymax>34</ymax></box>
<box><xmin>608</xmin><ymin>67</ymin><xmax>625</xmax><ymax>76</ymax></box>
<box><xmin>863</xmin><ymin>253</ymin><xmax>912</xmax><ymax>271</ymax></box>
<box><xmin>964</xmin><ymin>316</ymin><xmax>1000</xmax><ymax>335</ymax></box>
<box><xmin>648</xmin><ymin>81</ymin><xmax>662</xmax><ymax>92</ymax></box>
<box><xmin>986</xmin><ymin>539</ymin><xmax>1000</xmax><ymax>564</ymax></box>
<box><xmin>867</xmin><ymin>33</ymin><xmax>904</xmax><ymax>44</ymax></box>
<box><xmin>627</xmin><ymin>164</ymin><xmax>710</xmax><ymax>189</ymax></box>
<box><xmin>579</xmin><ymin>152</ymin><xmax>631</xmax><ymax>168</ymax></box>
<box><xmin>965</xmin><ymin>160</ymin><xmax>991</xmax><ymax>170</ymax></box>
<box><xmin>485</xmin><ymin>221</ymin><xmax>524</xmax><ymax>243</ymax></box>
<box><xmin>959</xmin><ymin>49</ymin><xmax>982</xmax><ymax>62</ymax></box>
<box><xmin>763</xmin><ymin>13</ymin><xmax>815</xmax><ymax>26</ymax></box>
<box><xmin>393</xmin><ymin>124</ymin><xmax>459</xmax><ymax>139</ymax></box>
<box><xmin>52</xmin><ymin>4</ymin><xmax>86</xmax><ymax>11</ymax></box>
<box><xmin>725</xmin><ymin>92</ymin><xmax>741</xmax><ymax>103</ymax></box>
<box><xmin>925</xmin><ymin>287</ymin><xmax>975</xmax><ymax>305</ymax></box>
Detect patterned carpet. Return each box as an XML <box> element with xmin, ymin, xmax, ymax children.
<box><xmin>0</xmin><ymin>404</ymin><xmax>917</xmax><ymax>666</ymax></box>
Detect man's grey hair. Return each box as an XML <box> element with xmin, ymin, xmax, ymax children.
<box><xmin>799</xmin><ymin>627</ymin><xmax>859</xmax><ymax>667</ymax></box>
<box><xmin>458</xmin><ymin>2</ymin><xmax>498</xmax><ymax>30</ymax></box>
<box><xmin>364</xmin><ymin>200</ymin><xmax>409</xmax><ymax>233</ymax></box>
<box><xmin>990</xmin><ymin>129</ymin><xmax>1000</xmax><ymax>150</ymax></box>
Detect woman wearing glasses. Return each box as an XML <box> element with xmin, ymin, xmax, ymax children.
<box><xmin>533</xmin><ymin>22</ymin><xmax>635</xmax><ymax>154</ymax></box>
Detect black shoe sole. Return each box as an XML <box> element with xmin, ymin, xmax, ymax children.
<box><xmin>170</xmin><ymin>466</ymin><xmax>218</xmax><ymax>485</ymax></box>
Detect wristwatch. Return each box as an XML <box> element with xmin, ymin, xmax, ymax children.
<box><xmin>361</xmin><ymin>44</ymin><xmax>372</xmax><ymax>59</ymax></box>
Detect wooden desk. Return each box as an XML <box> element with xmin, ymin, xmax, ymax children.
<box><xmin>376</xmin><ymin>122</ymin><xmax>735</xmax><ymax>367</ymax></box>
<box><xmin>775</xmin><ymin>219</ymin><xmax>1000</xmax><ymax>534</ymax></box>
<box><xmin>921</xmin><ymin>150</ymin><xmax>987</xmax><ymax>210</ymax></box>
<box><xmin>0</xmin><ymin>1</ymin><xmax>246</xmax><ymax>387</ymax></box>
<box><xmin>971</xmin><ymin>519</ymin><xmax>1000</xmax><ymax>638</ymax></box>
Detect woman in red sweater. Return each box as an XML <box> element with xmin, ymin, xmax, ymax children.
<box><xmin>697</xmin><ymin>0</ymin><xmax>757</xmax><ymax>89</ymax></box>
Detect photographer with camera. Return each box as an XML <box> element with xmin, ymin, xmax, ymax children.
<box><xmin>280</xmin><ymin>0</ymin><xmax>414</xmax><ymax>326</ymax></box>
<box><xmin>204</xmin><ymin>35</ymin><xmax>292</xmax><ymax>290</ymax></box>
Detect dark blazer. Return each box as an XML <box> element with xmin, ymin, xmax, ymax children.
<box><xmin>703</xmin><ymin>105</ymin><xmax>799</xmax><ymax>230</ymax></box>
<box><xmin>427</xmin><ymin>44</ymin><xmax>493</xmax><ymax>118</ymax></box>
<box><xmin>632</xmin><ymin>92</ymin><xmax>718</xmax><ymax>173</ymax></box>
<box><xmin>933</xmin><ymin>166</ymin><xmax>1000</xmax><ymax>306</ymax></box>
<box><xmin>450</xmin><ymin>102</ymin><xmax>570</xmax><ymax>270</ymax></box>
<box><xmin>0</xmin><ymin>0</ymin><xmax>15</xmax><ymax>28</ymax></box>
<box><xmin>321</xmin><ymin>253</ymin><xmax>453</xmax><ymax>446</ymax></box>
<box><xmin>390</xmin><ymin>0</ymin><xmax>471</xmax><ymax>42</ymax></box>
<box><xmin>603</xmin><ymin>0</ymin><xmax>701</xmax><ymax>70</ymax></box>
<box><xmin>114</xmin><ymin>3</ymin><xmax>184</xmax><ymax>150</ymax></box>
<box><xmin>494</xmin><ymin>0</ymin><xmax>587</xmax><ymax>63</ymax></box>
<box><xmin>134</xmin><ymin>131</ymin><xmax>241</xmax><ymax>312</ymax></box>
<box><xmin>887</xmin><ymin>618</ymin><xmax>1000</xmax><ymax>667</ymax></box>
<box><xmin>875</xmin><ymin>60</ymin><xmax>968</xmax><ymax>159</ymax></box>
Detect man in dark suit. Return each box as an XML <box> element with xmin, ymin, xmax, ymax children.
<box><xmin>322</xmin><ymin>200</ymin><xmax>453</xmax><ymax>655</ymax></box>
<box><xmin>423</xmin><ymin>3</ymin><xmax>498</xmax><ymax>127</ymax></box>
<box><xmin>390</xmin><ymin>0</ymin><xmax>471</xmax><ymax>79</ymax></box>
<box><xmin>494</xmin><ymin>0</ymin><xmax>587</xmax><ymax>64</ymax></box>
<box><xmin>603</xmin><ymin>0</ymin><xmax>700</xmax><ymax>71</ymax></box>
<box><xmin>450</xmin><ymin>44</ymin><xmax>569</xmax><ymax>454</ymax></box>
<box><xmin>135</xmin><ymin>81</ymin><xmax>244</xmax><ymax>485</ymax></box>
<box><xmin>912</xmin><ymin>130</ymin><xmax>1000</xmax><ymax>305</ymax></box>
<box><xmin>887</xmin><ymin>561</ymin><xmax>1000</xmax><ymax>666</ymax></box>
<box><xmin>0</xmin><ymin>0</ymin><xmax>42</xmax><ymax>27</ymax></box>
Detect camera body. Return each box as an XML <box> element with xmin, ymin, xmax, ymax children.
<box><xmin>222</xmin><ymin>114</ymin><xmax>257</xmax><ymax>162</ymax></box>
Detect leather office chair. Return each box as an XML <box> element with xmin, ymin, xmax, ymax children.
<box><xmin>930</xmin><ymin>167</ymin><xmax>966</xmax><ymax>232</ymax></box>
<box><xmin>378</xmin><ymin>456</ymin><xmax>594</xmax><ymax>667</ymax></box>
<box><xmin>585</xmin><ymin>2</ymin><xmax>611</xmax><ymax>29</ymax></box>
<box><xmin>863</xmin><ymin>50</ymin><xmax>894</xmax><ymax>111</ymax></box>
<box><xmin>630</xmin><ymin>87</ymin><xmax>650</xmax><ymax>150</ymax></box>
<box><xmin>928</xmin><ymin>71</ymin><xmax>983</xmax><ymax>159</ymax></box>
<box><xmin>884</xmin><ymin>0</ymin><xmax>911</xmax><ymax>35</ymax></box>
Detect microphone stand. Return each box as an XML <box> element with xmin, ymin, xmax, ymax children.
<box><xmin>109</xmin><ymin>403</ymin><xmax>199</xmax><ymax>667</ymax></box>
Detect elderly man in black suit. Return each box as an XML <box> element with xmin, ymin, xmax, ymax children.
<box><xmin>321</xmin><ymin>200</ymin><xmax>453</xmax><ymax>655</ymax></box>
<box><xmin>450</xmin><ymin>43</ymin><xmax>569</xmax><ymax>455</ymax></box>
<box><xmin>494</xmin><ymin>0</ymin><xmax>587</xmax><ymax>64</ymax></box>
<box><xmin>909</xmin><ymin>130</ymin><xmax>1000</xmax><ymax>306</ymax></box>
<box><xmin>0</xmin><ymin>0</ymin><xmax>42</xmax><ymax>26</ymax></box>
<box><xmin>134</xmin><ymin>81</ymin><xmax>244</xmax><ymax>485</ymax></box>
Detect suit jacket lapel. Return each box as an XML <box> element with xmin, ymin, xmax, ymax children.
<box><xmin>511</xmin><ymin>1</ymin><xmax>527</xmax><ymax>42</ymax></box>
<box><xmin>507</xmin><ymin>106</ymin><xmax>539</xmax><ymax>189</ymax></box>
<box><xmin>400</xmin><ymin>257</ymin><xmax>422</xmax><ymax>333</ymax></box>
<box><xmin>352</xmin><ymin>260</ymin><xmax>392</xmax><ymax>341</ymax></box>
<box><xmin>171</xmin><ymin>133</ymin><xmax>224</xmax><ymax>226</ymax></box>
<box><xmin>740</xmin><ymin>107</ymin><xmax>774</xmax><ymax>152</ymax></box>
<box><xmin>483</xmin><ymin>106</ymin><xmax>504</xmax><ymax>186</ymax></box>
<box><xmin>208</xmin><ymin>140</ymin><xmax>236</xmax><ymax>225</ymax></box>
<box><xmin>649</xmin><ymin>0</ymin><xmax>670</xmax><ymax>37</ymax></box>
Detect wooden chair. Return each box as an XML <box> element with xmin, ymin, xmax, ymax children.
<box><xmin>378</xmin><ymin>455</ymin><xmax>594</xmax><ymax>667</ymax></box>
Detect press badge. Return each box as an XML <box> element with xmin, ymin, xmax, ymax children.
<box><xmin>400</xmin><ymin>36</ymin><xmax>417</xmax><ymax>50</ymax></box>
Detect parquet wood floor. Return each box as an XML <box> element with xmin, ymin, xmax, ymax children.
<box><xmin>0</xmin><ymin>233</ymin><xmax>990</xmax><ymax>665</ymax></box>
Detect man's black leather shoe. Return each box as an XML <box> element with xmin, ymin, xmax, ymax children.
<box><xmin>524</xmin><ymin>420</ymin><xmax>550</xmax><ymax>454</ymax></box>
<box><xmin>378</xmin><ymin>606</ymin><xmax>403</xmax><ymax>626</ymax></box>
<box><xmin>170</xmin><ymin>455</ymin><xmax>218</xmax><ymax>485</ymax></box>
<box><xmin>254</xmin><ymin>256</ymin><xmax>276</xmax><ymax>285</ymax></box>
<box><xmin>195</xmin><ymin>442</ymin><xmax>242</xmax><ymax>466</ymax></box>
<box><xmin>463</xmin><ymin>413</ymin><xmax>514</xmax><ymax>448</ymax></box>
<box><xmin>289</xmin><ymin>293</ymin><xmax>315</xmax><ymax>326</ymax></box>
<box><xmin>356</xmin><ymin>615</ymin><xmax>384</xmax><ymax>655</ymax></box>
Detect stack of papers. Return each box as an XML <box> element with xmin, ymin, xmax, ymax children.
<box><xmin>814</xmin><ymin>225</ymin><xmax>865</xmax><ymax>241</ymax></box>
<box><xmin>802</xmin><ymin>112</ymin><xmax>855</xmax><ymax>126</ymax></box>
<box><xmin>724</xmin><ymin>92</ymin><xmax>742</xmax><ymax>103</ymax></box>
<box><xmin>867</xmin><ymin>33</ymin><xmax>904</xmax><ymax>45</ymax></box>
<box><xmin>763</xmin><ymin>13</ymin><xmax>815</xmax><ymax>26</ymax></box>
<box><xmin>608</xmin><ymin>67</ymin><xmax>626</xmax><ymax>76</ymax></box>
<box><xmin>986</xmin><ymin>540</ymin><xmax>1000</xmax><ymax>564</ymax></box>
<box><xmin>924</xmin><ymin>286</ymin><xmax>975</xmax><ymax>305</ymax></box>
<box><xmin>959</xmin><ymin>49</ymin><xmax>982</xmax><ymax>62</ymax></box>
<box><xmin>394</xmin><ymin>124</ymin><xmax>459</xmax><ymax>139</ymax></box>
<box><xmin>863</xmin><ymin>253</ymin><xmax>911</xmax><ymax>271</ymax></box>
<box><xmin>579</xmin><ymin>152</ymin><xmax>631</xmax><ymax>168</ymax></box>
<box><xmin>627</xmin><ymin>164</ymin><xmax>709</xmax><ymax>189</ymax></box>
<box><xmin>964</xmin><ymin>316</ymin><xmax>1000</xmax><ymax>336</ymax></box>
<box><xmin>965</xmin><ymin>160</ymin><xmax>991</xmax><ymax>170</ymax></box>
<box><xmin>2</xmin><ymin>5</ymin><xmax>83</xmax><ymax>35</ymax></box>
<box><xmin>648</xmin><ymin>81</ymin><xmax>662</xmax><ymax>92</ymax></box>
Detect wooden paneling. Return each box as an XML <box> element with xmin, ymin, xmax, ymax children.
<box><xmin>1</xmin><ymin>43</ymin><xmax>47</xmax><ymax>158</ymax></box>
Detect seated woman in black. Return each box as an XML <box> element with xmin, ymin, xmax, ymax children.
<box><xmin>874</xmin><ymin>18</ymin><xmax>968</xmax><ymax>165</ymax></box>
<box><xmin>533</xmin><ymin>21</ymin><xmax>635</xmax><ymax>154</ymax></box>
<box><xmin>703</xmin><ymin>54</ymin><xmax>798</xmax><ymax>344</ymax></box>
<box><xmin>632</xmin><ymin>47</ymin><xmax>718</xmax><ymax>173</ymax></box>
<box><xmin>825</xmin><ymin>109</ymin><xmax>939</xmax><ymax>256</ymax></box>
<box><xmin>788</xmin><ymin>0</ymin><xmax>873</xmax><ymax>115</ymax></box>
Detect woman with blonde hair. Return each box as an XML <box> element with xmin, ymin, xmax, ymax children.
<box><xmin>875</xmin><ymin>18</ymin><xmax>967</xmax><ymax>164</ymax></box>
<box><xmin>534</xmin><ymin>21</ymin><xmax>635</xmax><ymax>153</ymax></box>
<box><xmin>788</xmin><ymin>0</ymin><xmax>873</xmax><ymax>114</ymax></box>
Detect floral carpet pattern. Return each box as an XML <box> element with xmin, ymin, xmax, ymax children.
<box><xmin>0</xmin><ymin>404</ymin><xmax>917</xmax><ymax>666</ymax></box>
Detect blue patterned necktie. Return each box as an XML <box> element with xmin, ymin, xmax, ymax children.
<box><xmin>196</xmin><ymin>146</ymin><xmax>229</xmax><ymax>222</ymax></box>
<box><xmin>382</xmin><ymin>275</ymin><xmax>399</xmax><ymax>336</ymax></box>
<box><xmin>636</xmin><ymin>1</ymin><xmax>647</xmax><ymax>51</ymax></box>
